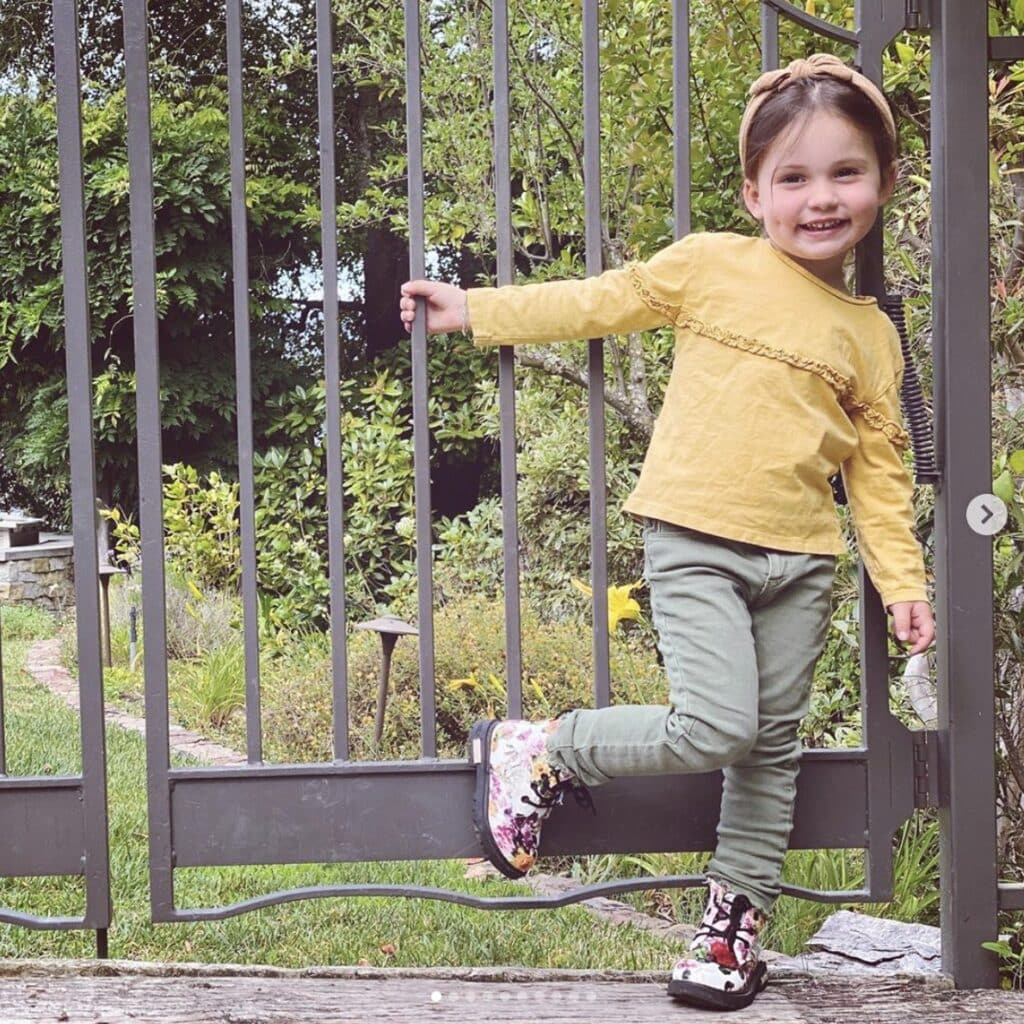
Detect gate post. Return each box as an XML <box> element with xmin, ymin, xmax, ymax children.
<box><xmin>931</xmin><ymin>0</ymin><xmax>1000</xmax><ymax>989</ymax></box>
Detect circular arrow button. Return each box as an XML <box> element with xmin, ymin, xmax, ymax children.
<box><xmin>966</xmin><ymin>493</ymin><xmax>1008</xmax><ymax>535</ymax></box>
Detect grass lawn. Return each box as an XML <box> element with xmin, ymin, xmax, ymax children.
<box><xmin>0</xmin><ymin>622</ymin><xmax>687</xmax><ymax>971</ymax></box>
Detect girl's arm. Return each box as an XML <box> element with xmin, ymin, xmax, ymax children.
<box><xmin>462</xmin><ymin>267</ymin><xmax>670</xmax><ymax>347</ymax></box>
<box><xmin>400</xmin><ymin>234</ymin><xmax>700</xmax><ymax>346</ymax></box>
<box><xmin>840</xmin><ymin>376</ymin><xmax>934</xmax><ymax>649</ymax></box>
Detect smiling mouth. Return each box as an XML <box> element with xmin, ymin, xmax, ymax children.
<box><xmin>800</xmin><ymin>219</ymin><xmax>848</xmax><ymax>232</ymax></box>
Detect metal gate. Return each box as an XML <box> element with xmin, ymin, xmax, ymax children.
<box><xmin>2</xmin><ymin>0</ymin><xmax>1020</xmax><ymax>989</ymax></box>
<box><xmin>0</xmin><ymin>2</ymin><xmax>112</xmax><ymax>954</ymax></box>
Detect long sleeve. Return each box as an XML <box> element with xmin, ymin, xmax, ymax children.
<box><xmin>465</xmin><ymin>234</ymin><xmax>700</xmax><ymax>347</ymax></box>
<box><xmin>840</xmin><ymin>375</ymin><xmax>928</xmax><ymax>609</ymax></box>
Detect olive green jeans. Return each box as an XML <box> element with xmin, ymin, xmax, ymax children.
<box><xmin>546</xmin><ymin>519</ymin><xmax>836</xmax><ymax>913</ymax></box>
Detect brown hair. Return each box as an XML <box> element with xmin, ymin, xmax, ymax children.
<box><xmin>742</xmin><ymin>75</ymin><xmax>898</xmax><ymax>184</ymax></box>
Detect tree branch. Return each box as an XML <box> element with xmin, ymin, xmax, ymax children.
<box><xmin>515</xmin><ymin>346</ymin><xmax>655</xmax><ymax>439</ymax></box>
<box><xmin>625</xmin><ymin>330</ymin><xmax>650</xmax><ymax>420</ymax></box>
<box><xmin>1006</xmin><ymin>167</ymin><xmax>1024</xmax><ymax>291</ymax></box>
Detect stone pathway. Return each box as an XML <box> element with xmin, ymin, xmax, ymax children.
<box><xmin>23</xmin><ymin>638</ymin><xmax>243</xmax><ymax>767</ymax></box>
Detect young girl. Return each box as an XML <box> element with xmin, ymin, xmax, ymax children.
<box><xmin>400</xmin><ymin>53</ymin><xmax>935</xmax><ymax>1011</ymax></box>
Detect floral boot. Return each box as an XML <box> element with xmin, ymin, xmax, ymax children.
<box><xmin>469</xmin><ymin>718</ymin><xmax>593</xmax><ymax>879</ymax></box>
<box><xmin>667</xmin><ymin>878</ymin><xmax>769</xmax><ymax>1011</ymax></box>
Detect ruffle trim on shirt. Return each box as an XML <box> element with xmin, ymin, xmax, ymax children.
<box><xmin>628</xmin><ymin>262</ymin><xmax>685</xmax><ymax>323</ymax></box>
<box><xmin>841</xmin><ymin>395</ymin><xmax>909</xmax><ymax>449</ymax></box>
<box><xmin>626</xmin><ymin>262</ymin><xmax>909</xmax><ymax>451</ymax></box>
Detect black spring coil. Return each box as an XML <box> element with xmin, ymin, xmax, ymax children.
<box><xmin>830</xmin><ymin>295</ymin><xmax>939</xmax><ymax>506</ymax></box>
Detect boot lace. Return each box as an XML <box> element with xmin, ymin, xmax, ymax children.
<box><xmin>693</xmin><ymin>891</ymin><xmax>756</xmax><ymax>951</ymax></box>
<box><xmin>524</xmin><ymin>768</ymin><xmax>595</xmax><ymax>815</ymax></box>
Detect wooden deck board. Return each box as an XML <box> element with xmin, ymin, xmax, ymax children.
<box><xmin>0</xmin><ymin>961</ymin><xmax>1023</xmax><ymax>1024</ymax></box>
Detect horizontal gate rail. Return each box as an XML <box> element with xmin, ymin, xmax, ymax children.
<box><xmin>1001</xmin><ymin>885</ymin><xmax>1024</xmax><ymax>912</ymax></box>
<box><xmin>990</xmin><ymin>35</ymin><xmax>1024</xmax><ymax>61</ymax></box>
<box><xmin>151</xmin><ymin>735</ymin><xmax>913</xmax><ymax>921</ymax></box>
<box><xmin>0</xmin><ymin>777</ymin><xmax>90</xmax><ymax>879</ymax></box>
<box><xmin>168</xmin><ymin>748</ymin><xmax>873</xmax><ymax>865</ymax></box>
<box><xmin>150</xmin><ymin>873</ymin><xmax>880</xmax><ymax>925</ymax></box>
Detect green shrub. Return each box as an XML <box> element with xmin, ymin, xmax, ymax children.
<box><xmin>432</xmin><ymin>496</ymin><xmax>506</xmax><ymax>604</ymax></box>
<box><xmin>162</xmin><ymin>464</ymin><xmax>241</xmax><ymax>592</ymax></box>
<box><xmin>163</xmin><ymin>570</ymin><xmax>240</xmax><ymax>660</ymax></box>
<box><xmin>172</xmin><ymin>640</ymin><xmax>246</xmax><ymax>730</ymax></box>
<box><xmin>983</xmin><ymin>925</ymin><xmax>1024</xmax><ymax>991</ymax></box>
<box><xmin>801</xmin><ymin>574</ymin><xmax>862</xmax><ymax>749</ymax></box>
<box><xmin>258</xmin><ymin>593</ymin><xmax>665</xmax><ymax>764</ymax></box>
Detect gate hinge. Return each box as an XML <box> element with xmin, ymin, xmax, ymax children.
<box><xmin>912</xmin><ymin>730</ymin><xmax>938</xmax><ymax>808</ymax></box>
<box><xmin>905</xmin><ymin>0</ymin><xmax>931</xmax><ymax>31</ymax></box>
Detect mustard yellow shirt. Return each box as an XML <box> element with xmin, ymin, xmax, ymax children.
<box><xmin>466</xmin><ymin>231</ymin><xmax>928</xmax><ymax>609</ymax></box>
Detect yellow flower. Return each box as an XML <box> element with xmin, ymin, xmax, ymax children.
<box><xmin>447</xmin><ymin>673</ymin><xmax>480</xmax><ymax>692</ymax></box>
<box><xmin>571</xmin><ymin>578</ymin><xmax>644</xmax><ymax>634</ymax></box>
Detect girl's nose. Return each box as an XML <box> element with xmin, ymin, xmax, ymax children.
<box><xmin>808</xmin><ymin>181</ymin><xmax>839</xmax><ymax>208</ymax></box>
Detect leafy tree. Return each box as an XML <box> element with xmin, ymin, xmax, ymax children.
<box><xmin>0</xmin><ymin>80</ymin><xmax>317</xmax><ymax>524</ymax></box>
<box><xmin>0</xmin><ymin>0</ymin><xmax>508</xmax><ymax>525</ymax></box>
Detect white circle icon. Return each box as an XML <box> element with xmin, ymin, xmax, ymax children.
<box><xmin>966</xmin><ymin>494</ymin><xmax>1008</xmax><ymax>535</ymax></box>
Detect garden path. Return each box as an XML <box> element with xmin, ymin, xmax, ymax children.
<box><xmin>24</xmin><ymin>638</ymin><xmax>243</xmax><ymax>766</ymax></box>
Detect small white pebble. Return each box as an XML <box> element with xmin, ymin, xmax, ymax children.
<box><xmin>430</xmin><ymin>990</ymin><xmax>442</xmax><ymax>1003</ymax></box>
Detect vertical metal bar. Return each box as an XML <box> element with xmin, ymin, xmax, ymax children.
<box><xmin>583</xmin><ymin>0</ymin><xmax>610</xmax><ymax>706</ymax></box>
<box><xmin>671</xmin><ymin>0</ymin><xmax>691</xmax><ymax>240</ymax></box>
<box><xmin>493</xmin><ymin>0</ymin><xmax>523</xmax><ymax>718</ymax></box>
<box><xmin>852</xmin><ymin>21</ymin><xmax>887</xmax><ymax>300</ymax></box>
<box><xmin>848</xmin><ymin>26</ymin><xmax>894</xmax><ymax>906</ymax></box>
<box><xmin>761</xmin><ymin>2</ymin><xmax>779</xmax><ymax>72</ymax></box>
<box><xmin>404</xmin><ymin>0</ymin><xmax>437</xmax><ymax>756</ymax></box>
<box><xmin>52</xmin><ymin>0</ymin><xmax>111</xmax><ymax>931</ymax></box>
<box><xmin>931</xmin><ymin>0</ymin><xmax>999</xmax><ymax>989</ymax></box>
<box><xmin>315</xmin><ymin>0</ymin><xmax>350</xmax><ymax>760</ymax></box>
<box><xmin>0</xmin><ymin>609</ymin><xmax>6</xmax><ymax>775</ymax></box>
<box><xmin>124</xmin><ymin>0</ymin><xmax>175</xmax><ymax>922</ymax></box>
<box><xmin>226</xmin><ymin>0</ymin><xmax>262</xmax><ymax>765</ymax></box>
<box><xmin>857</xmin><ymin>560</ymin><xmax>895</xmax><ymax>903</ymax></box>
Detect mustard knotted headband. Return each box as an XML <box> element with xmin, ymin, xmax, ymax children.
<box><xmin>738</xmin><ymin>53</ymin><xmax>896</xmax><ymax>171</ymax></box>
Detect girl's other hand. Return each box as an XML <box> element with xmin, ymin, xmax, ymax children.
<box><xmin>399</xmin><ymin>280</ymin><xmax>469</xmax><ymax>336</ymax></box>
<box><xmin>887</xmin><ymin>600</ymin><xmax>935</xmax><ymax>656</ymax></box>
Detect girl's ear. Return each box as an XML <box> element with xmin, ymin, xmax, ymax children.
<box><xmin>742</xmin><ymin>178</ymin><xmax>763</xmax><ymax>221</ymax></box>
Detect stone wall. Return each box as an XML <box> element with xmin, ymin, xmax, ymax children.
<box><xmin>0</xmin><ymin>541</ymin><xmax>75</xmax><ymax>612</ymax></box>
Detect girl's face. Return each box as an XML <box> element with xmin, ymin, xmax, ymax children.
<box><xmin>742</xmin><ymin>109</ymin><xmax>894</xmax><ymax>290</ymax></box>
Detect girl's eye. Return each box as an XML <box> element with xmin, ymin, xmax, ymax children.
<box><xmin>779</xmin><ymin>174</ymin><xmax>803</xmax><ymax>184</ymax></box>
<box><xmin>836</xmin><ymin>167</ymin><xmax>861</xmax><ymax>178</ymax></box>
